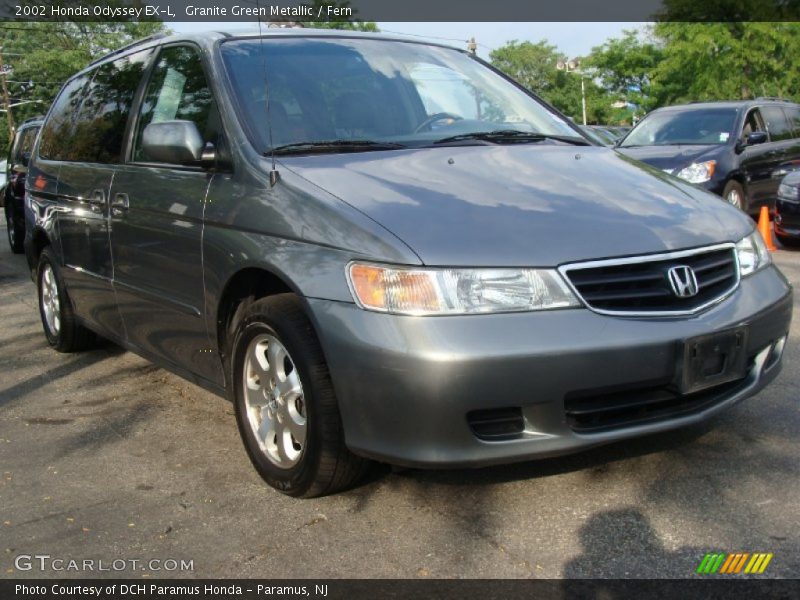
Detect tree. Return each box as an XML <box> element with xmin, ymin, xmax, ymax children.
<box><xmin>652</xmin><ymin>22</ymin><xmax>800</xmax><ymax>104</ymax></box>
<box><xmin>585</xmin><ymin>29</ymin><xmax>663</xmax><ymax>114</ymax></box>
<box><xmin>489</xmin><ymin>40</ymin><xmax>614</xmax><ymax>124</ymax></box>
<box><xmin>0</xmin><ymin>20</ymin><xmax>167</xmax><ymax>152</ymax></box>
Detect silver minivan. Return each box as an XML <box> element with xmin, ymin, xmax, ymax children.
<box><xmin>26</xmin><ymin>30</ymin><xmax>792</xmax><ymax>496</ymax></box>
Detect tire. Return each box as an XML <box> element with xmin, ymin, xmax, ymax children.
<box><xmin>6</xmin><ymin>207</ymin><xmax>24</xmax><ymax>254</ymax></box>
<box><xmin>230</xmin><ymin>293</ymin><xmax>367</xmax><ymax>497</ymax></box>
<box><xmin>722</xmin><ymin>180</ymin><xmax>746</xmax><ymax>213</ymax></box>
<box><xmin>37</xmin><ymin>247</ymin><xmax>95</xmax><ymax>352</ymax></box>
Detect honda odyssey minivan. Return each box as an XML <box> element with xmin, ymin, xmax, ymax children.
<box><xmin>25</xmin><ymin>30</ymin><xmax>793</xmax><ymax>497</ymax></box>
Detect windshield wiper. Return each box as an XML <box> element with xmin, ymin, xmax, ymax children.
<box><xmin>270</xmin><ymin>140</ymin><xmax>407</xmax><ymax>155</ymax></box>
<box><xmin>432</xmin><ymin>129</ymin><xmax>591</xmax><ymax>147</ymax></box>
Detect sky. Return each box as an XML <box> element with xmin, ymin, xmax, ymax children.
<box><xmin>171</xmin><ymin>22</ymin><xmax>647</xmax><ymax>59</ymax></box>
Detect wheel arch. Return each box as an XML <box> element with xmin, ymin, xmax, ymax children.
<box><xmin>215</xmin><ymin>266</ymin><xmax>309</xmax><ymax>371</ymax></box>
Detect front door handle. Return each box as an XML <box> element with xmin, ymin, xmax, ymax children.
<box><xmin>89</xmin><ymin>189</ymin><xmax>106</xmax><ymax>213</ymax></box>
<box><xmin>111</xmin><ymin>193</ymin><xmax>129</xmax><ymax>217</ymax></box>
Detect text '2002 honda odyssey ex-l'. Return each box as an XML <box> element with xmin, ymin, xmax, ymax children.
<box><xmin>25</xmin><ymin>30</ymin><xmax>792</xmax><ymax>497</ymax></box>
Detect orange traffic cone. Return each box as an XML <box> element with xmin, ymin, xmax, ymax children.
<box><xmin>758</xmin><ymin>206</ymin><xmax>778</xmax><ymax>252</ymax></box>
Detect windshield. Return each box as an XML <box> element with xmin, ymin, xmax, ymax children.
<box><xmin>620</xmin><ymin>108</ymin><xmax>737</xmax><ymax>147</ymax></box>
<box><xmin>220</xmin><ymin>37</ymin><xmax>580</xmax><ymax>153</ymax></box>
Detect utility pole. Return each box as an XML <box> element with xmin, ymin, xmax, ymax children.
<box><xmin>557</xmin><ymin>58</ymin><xmax>587</xmax><ymax>126</ymax></box>
<box><xmin>0</xmin><ymin>47</ymin><xmax>16</xmax><ymax>143</ymax></box>
<box><xmin>580</xmin><ymin>76</ymin><xmax>587</xmax><ymax>127</ymax></box>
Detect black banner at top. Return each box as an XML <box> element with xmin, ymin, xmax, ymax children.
<box><xmin>0</xmin><ymin>0</ymin><xmax>799</xmax><ymax>22</ymax></box>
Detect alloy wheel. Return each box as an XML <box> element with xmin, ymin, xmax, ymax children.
<box><xmin>40</xmin><ymin>263</ymin><xmax>61</xmax><ymax>336</ymax></box>
<box><xmin>242</xmin><ymin>333</ymin><xmax>307</xmax><ymax>469</ymax></box>
<box><xmin>726</xmin><ymin>189</ymin><xmax>742</xmax><ymax>209</ymax></box>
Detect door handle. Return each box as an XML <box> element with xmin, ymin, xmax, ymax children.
<box><xmin>111</xmin><ymin>193</ymin><xmax>129</xmax><ymax>216</ymax></box>
<box><xmin>89</xmin><ymin>189</ymin><xmax>106</xmax><ymax>213</ymax></box>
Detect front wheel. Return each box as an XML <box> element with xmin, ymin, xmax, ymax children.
<box><xmin>722</xmin><ymin>180</ymin><xmax>746</xmax><ymax>212</ymax></box>
<box><xmin>230</xmin><ymin>294</ymin><xmax>367</xmax><ymax>497</ymax></box>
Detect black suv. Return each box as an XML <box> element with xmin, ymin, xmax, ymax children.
<box><xmin>5</xmin><ymin>117</ymin><xmax>42</xmax><ymax>252</ymax></box>
<box><xmin>617</xmin><ymin>99</ymin><xmax>800</xmax><ymax>215</ymax></box>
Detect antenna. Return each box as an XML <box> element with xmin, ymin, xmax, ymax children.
<box><xmin>256</xmin><ymin>0</ymin><xmax>279</xmax><ymax>187</ymax></box>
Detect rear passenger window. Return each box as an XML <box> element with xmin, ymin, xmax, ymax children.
<box><xmin>38</xmin><ymin>75</ymin><xmax>90</xmax><ymax>160</ymax></box>
<box><xmin>787</xmin><ymin>107</ymin><xmax>800</xmax><ymax>137</ymax></box>
<box><xmin>69</xmin><ymin>49</ymin><xmax>152</xmax><ymax>163</ymax></box>
<box><xmin>761</xmin><ymin>105</ymin><xmax>793</xmax><ymax>141</ymax></box>
<box><xmin>133</xmin><ymin>45</ymin><xmax>219</xmax><ymax>163</ymax></box>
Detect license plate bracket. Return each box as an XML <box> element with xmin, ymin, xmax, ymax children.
<box><xmin>679</xmin><ymin>327</ymin><xmax>749</xmax><ymax>394</ymax></box>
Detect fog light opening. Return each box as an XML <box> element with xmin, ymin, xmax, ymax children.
<box><xmin>764</xmin><ymin>336</ymin><xmax>787</xmax><ymax>372</ymax></box>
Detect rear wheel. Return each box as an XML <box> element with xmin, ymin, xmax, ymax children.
<box><xmin>5</xmin><ymin>207</ymin><xmax>24</xmax><ymax>254</ymax></box>
<box><xmin>37</xmin><ymin>247</ymin><xmax>95</xmax><ymax>352</ymax></box>
<box><xmin>230</xmin><ymin>294</ymin><xmax>367</xmax><ymax>497</ymax></box>
<box><xmin>722</xmin><ymin>180</ymin><xmax>746</xmax><ymax>212</ymax></box>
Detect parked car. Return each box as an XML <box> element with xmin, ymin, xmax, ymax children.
<box><xmin>580</xmin><ymin>125</ymin><xmax>616</xmax><ymax>146</ymax></box>
<box><xmin>5</xmin><ymin>118</ymin><xmax>42</xmax><ymax>253</ymax></box>
<box><xmin>25</xmin><ymin>30</ymin><xmax>792</xmax><ymax>497</ymax></box>
<box><xmin>616</xmin><ymin>99</ymin><xmax>800</xmax><ymax>215</ymax></box>
<box><xmin>775</xmin><ymin>170</ymin><xmax>800</xmax><ymax>245</ymax></box>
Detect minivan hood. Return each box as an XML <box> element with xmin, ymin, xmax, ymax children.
<box><xmin>280</xmin><ymin>145</ymin><xmax>752</xmax><ymax>267</ymax></box>
<box><xmin>616</xmin><ymin>144</ymin><xmax>721</xmax><ymax>172</ymax></box>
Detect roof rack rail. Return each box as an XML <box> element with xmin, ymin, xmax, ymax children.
<box><xmin>87</xmin><ymin>33</ymin><xmax>166</xmax><ymax>67</ymax></box>
<box><xmin>754</xmin><ymin>96</ymin><xmax>793</xmax><ymax>102</ymax></box>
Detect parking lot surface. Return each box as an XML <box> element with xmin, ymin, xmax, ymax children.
<box><xmin>1</xmin><ymin>223</ymin><xmax>798</xmax><ymax>579</ymax></box>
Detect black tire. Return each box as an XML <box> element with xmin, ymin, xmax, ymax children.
<box><xmin>37</xmin><ymin>247</ymin><xmax>95</xmax><ymax>352</ymax></box>
<box><xmin>230</xmin><ymin>293</ymin><xmax>367</xmax><ymax>497</ymax></box>
<box><xmin>5</xmin><ymin>207</ymin><xmax>24</xmax><ymax>254</ymax></box>
<box><xmin>722</xmin><ymin>180</ymin><xmax>747</xmax><ymax>213</ymax></box>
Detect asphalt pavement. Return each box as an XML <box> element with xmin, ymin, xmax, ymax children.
<box><xmin>1</xmin><ymin>221</ymin><xmax>798</xmax><ymax>579</ymax></box>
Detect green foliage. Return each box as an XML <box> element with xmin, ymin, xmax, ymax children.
<box><xmin>0</xmin><ymin>21</ymin><xmax>167</xmax><ymax>152</ymax></box>
<box><xmin>489</xmin><ymin>40</ymin><xmax>622</xmax><ymax>125</ymax></box>
<box><xmin>652</xmin><ymin>22</ymin><xmax>800</xmax><ymax>103</ymax></box>
<box><xmin>490</xmin><ymin>22</ymin><xmax>800</xmax><ymax>126</ymax></box>
<box><xmin>584</xmin><ymin>29</ymin><xmax>663</xmax><ymax>113</ymax></box>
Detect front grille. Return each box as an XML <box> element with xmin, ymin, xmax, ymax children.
<box><xmin>564</xmin><ymin>374</ymin><xmax>749</xmax><ymax>433</ymax></box>
<box><xmin>467</xmin><ymin>407</ymin><xmax>524</xmax><ymax>441</ymax></box>
<box><xmin>562</xmin><ymin>245</ymin><xmax>738</xmax><ymax>315</ymax></box>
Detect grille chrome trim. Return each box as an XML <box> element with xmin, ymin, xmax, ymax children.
<box><xmin>558</xmin><ymin>243</ymin><xmax>741</xmax><ymax>317</ymax></box>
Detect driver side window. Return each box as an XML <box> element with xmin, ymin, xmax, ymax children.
<box><xmin>741</xmin><ymin>109</ymin><xmax>765</xmax><ymax>141</ymax></box>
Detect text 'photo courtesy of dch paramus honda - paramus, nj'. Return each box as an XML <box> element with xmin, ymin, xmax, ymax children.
<box><xmin>23</xmin><ymin>28</ymin><xmax>792</xmax><ymax>498</ymax></box>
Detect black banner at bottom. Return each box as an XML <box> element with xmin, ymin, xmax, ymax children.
<box><xmin>2</xmin><ymin>579</ymin><xmax>800</xmax><ymax>600</ymax></box>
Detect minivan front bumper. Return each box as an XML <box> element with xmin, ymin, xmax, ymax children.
<box><xmin>307</xmin><ymin>265</ymin><xmax>792</xmax><ymax>467</ymax></box>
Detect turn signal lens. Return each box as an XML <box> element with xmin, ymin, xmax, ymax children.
<box><xmin>347</xmin><ymin>262</ymin><xmax>579</xmax><ymax>316</ymax></box>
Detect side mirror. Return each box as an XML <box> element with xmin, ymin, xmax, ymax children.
<box><xmin>141</xmin><ymin>120</ymin><xmax>214</xmax><ymax>166</ymax></box>
<box><xmin>745</xmin><ymin>131</ymin><xmax>768</xmax><ymax>146</ymax></box>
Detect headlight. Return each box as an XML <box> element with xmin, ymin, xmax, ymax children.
<box><xmin>675</xmin><ymin>160</ymin><xmax>716</xmax><ymax>184</ymax></box>
<box><xmin>736</xmin><ymin>231</ymin><xmax>772</xmax><ymax>276</ymax></box>
<box><xmin>778</xmin><ymin>182</ymin><xmax>800</xmax><ymax>202</ymax></box>
<box><xmin>347</xmin><ymin>262</ymin><xmax>580</xmax><ymax>315</ymax></box>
